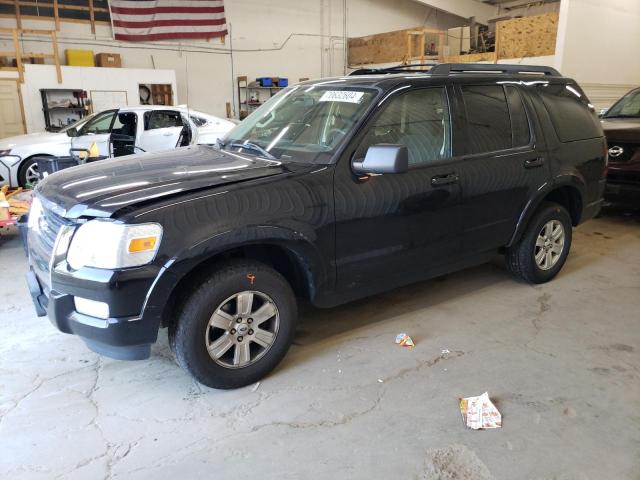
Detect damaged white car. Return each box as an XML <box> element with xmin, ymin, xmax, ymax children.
<box><xmin>0</xmin><ymin>106</ymin><xmax>236</xmax><ymax>187</ymax></box>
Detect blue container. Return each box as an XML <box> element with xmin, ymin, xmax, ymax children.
<box><xmin>257</xmin><ymin>77</ymin><xmax>273</xmax><ymax>87</ymax></box>
<box><xmin>278</xmin><ymin>78</ymin><xmax>289</xmax><ymax>87</ymax></box>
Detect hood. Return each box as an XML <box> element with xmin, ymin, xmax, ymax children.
<box><xmin>601</xmin><ymin>117</ymin><xmax>640</xmax><ymax>143</ymax></box>
<box><xmin>36</xmin><ymin>145</ymin><xmax>293</xmax><ymax>219</ymax></box>
<box><xmin>0</xmin><ymin>131</ymin><xmax>70</xmax><ymax>150</ymax></box>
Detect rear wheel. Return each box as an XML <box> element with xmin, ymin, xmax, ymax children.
<box><xmin>169</xmin><ymin>260</ymin><xmax>297</xmax><ymax>389</ymax></box>
<box><xmin>506</xmin><ymin>202</ymin><xmax>572</xmax><ymax>283</ymax></box>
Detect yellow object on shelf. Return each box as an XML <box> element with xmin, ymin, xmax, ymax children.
<box><xmin>65</xmin><ymin>49</ymin><xmax>95</xmax><ymax>67</ymax></box>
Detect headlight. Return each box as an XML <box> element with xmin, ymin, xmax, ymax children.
<box><xmin>28</xmin><ymin>197</ymin><xmax>42</xmax><ymax>230</ymax></box>
<box><xmin>67</xmin><ymin>220</ymin><xmax>162</xmax><ymax>270</ymax></box>
<box><xmin>0</xmin><ymin>149</ymin><xmax>11</xmax><ymax>156</ymax></box>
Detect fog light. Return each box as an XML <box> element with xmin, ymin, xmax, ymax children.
<box><xmin>74</xmin><ymin>297</ymin><xmax>110</xmax><ymax>319</ymax></box>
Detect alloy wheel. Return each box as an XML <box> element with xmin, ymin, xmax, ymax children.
<box><xmin>205</xmin><ymin>290</ymin><xmax>280</xmax><ymax>369</ymax></box>
<box><xmin>534</xmin><ymin>220</ymin><xmax>565</xmax><ymax>270</ymax></box>
<box><xmin>25</xmin><ymin>163</ymin><xmax>40</xmax><ymax>187</ymax></box>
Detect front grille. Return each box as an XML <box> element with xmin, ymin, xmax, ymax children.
<box><xmin>28</xmin><ymin>202</ymin><xmax>74</xmax><ymax>292</ymax></box>
<box><xmin>39</xmin><ymin>207</ymin><xmax>67</xmax><ymax>256</ymax></box>
<box><xmin>608</xmin><ymin>143</ymin><xmax>639</xmax><ymax>163</ymax></box>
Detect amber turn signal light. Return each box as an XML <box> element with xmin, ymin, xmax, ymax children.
<box><xmin>128</xmin><ymin>237</ymin><xmax>157</xmax><ymax>253</ymax></box>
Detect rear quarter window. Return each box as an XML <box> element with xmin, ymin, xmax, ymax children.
<box><xmin>537</xmin><ymin>83</ymin><xmax>601</xmax><ymax>142</ymax></box>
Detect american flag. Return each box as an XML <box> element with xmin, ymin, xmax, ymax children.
<box><xmin>108</xmin><ymin>0</ymin><xmax>227</xmax><ymax>42</ymax></box>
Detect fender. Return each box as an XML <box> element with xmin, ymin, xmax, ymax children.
<box><xmin>507</xmin><ymin>173</ymin><xmax>586</xmax><ymax>248</ymax></box>
<box><xmin>138</xmin><ymin>224</ymin><xmax>332</xmax><ymax>329</ymax></box>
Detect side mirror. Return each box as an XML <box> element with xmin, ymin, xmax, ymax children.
<box><xmin>353</xmin><ymin>144</ymin><xmax>408</xmax><ymax>175</ymax></box>
<box><xmin>66</xmin><ymin>127</ymin><xmax>78</xmax><ymax>137</ymax></box>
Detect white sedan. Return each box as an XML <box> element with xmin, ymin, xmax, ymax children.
<box><xmin>0</xmin><ymin>106</ymin><xmax>236</xmax><ymax>187</ymax></box>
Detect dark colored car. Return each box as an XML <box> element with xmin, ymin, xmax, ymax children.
<box><xmin>600</xmin><ymin>87</ymin><xmax>640</xmax><ymax>201</ymax></box>
<box><xmin>26</xmin><ymin>64</ymin><xmax>606</xmax><ymax>389</ymax></box>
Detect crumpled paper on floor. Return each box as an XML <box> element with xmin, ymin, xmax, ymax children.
<box><xmin>395</xmin><ymin>333</ymin><xmax>415</xmax><ymax>348</ymax></box>
<box><xmin>459</xmin><ymin>392</ymin><xmax>502</xmax><ymax>430</ymax></box>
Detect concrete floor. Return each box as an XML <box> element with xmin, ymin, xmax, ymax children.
<box><xmin>0</xmin><ymin>206</ymin><xmax>639</xmax><ymax>480</ymax></box>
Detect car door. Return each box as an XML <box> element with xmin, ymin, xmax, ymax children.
<box><xmin>334</xmin><ymin>85</ymin><xmax>464</xmax><ymax>293</ymax></box>
<box><xmin>71</xmin><ymin>109</ymin><xmax>117</xmax><ymax>157</ymax></box>
<box><xmin>138</xmin><ymin>109</ymin><xmax>185</xmax><ymax>153</ymax></box>
<box><xmin>453</xmin><ymin>81</ymin><xmax>550</xmax><ymax>254</ymax></box>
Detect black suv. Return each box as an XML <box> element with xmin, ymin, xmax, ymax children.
<box><xmin>26</xmin><ymin>64</ymin><xmax>606</xmax><ymax>389</ymax></box>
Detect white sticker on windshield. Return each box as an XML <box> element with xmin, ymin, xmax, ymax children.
<box><xmin>319</xmin><ymin>91</ymin><xmax>365</xmax><ymax>104</ymax></box>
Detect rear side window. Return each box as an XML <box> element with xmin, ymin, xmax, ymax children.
<box><xmin>461</xmin><ymin>85</ymin><xmax>532</xmax><ymax>154</ymax></box>
<box><xmin>144</xmin><ymin>110</ymin><xmax>183</xmax><ymax>130</ymax></box>
<box><xmin>537</xmin><ymin>83</ymin><xmax>601</xmax><ymax>142</ymax></box>
<box><xmin>190</xmin><ymin>115</ymin><xmax>208</xmax><ymax>127</ymax></box>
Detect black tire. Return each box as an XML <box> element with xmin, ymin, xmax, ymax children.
<box><xmin>169</xmin><ymin>260</ymin><xmax>297</xmax><ymax>389</ymax></box>
<box><xmin>506</xmin><ymin>201</ymin><xmax>573</xmax><ymax>284</ymax></box>
<box><xmin>17</xmin><ymin>157</ymin><xmax>41</xmax><ymax>188</ymax></box>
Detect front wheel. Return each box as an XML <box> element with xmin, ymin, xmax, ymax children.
<box><xmin>18</xmin><ymin>157</ymin><xmax>41</xmax><ymax>188</ymax></box>
<box><xmin>506</xmin><ymin>202</ymin><xmax>573</xmax><ymax>283</ymax></box>
<box><xmin>169</xmin><ymin>260</ymin><xmax>297</xmax><ymax>389</ymax></box>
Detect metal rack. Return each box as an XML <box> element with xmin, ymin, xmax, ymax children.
<box><xmin>236</xmin><ymin>76</ymin><xmax>283</xmax><ymax>120</ymax></box>
<box><xmin>40</xmin><ymin>88</ymin><xmax>88</xmax><ymax>132</ymax></box>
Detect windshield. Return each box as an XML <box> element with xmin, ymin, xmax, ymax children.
<box><xmin>222</xmin><ymin>85</ymin><xmax>378</xmax><ymax>163</ymax></box>
<box><xmin>605</xmin><ymin>89</ymin><xmax>640</xmax><ymax>118</ymax></box>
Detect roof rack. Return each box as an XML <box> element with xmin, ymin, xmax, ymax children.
<box><xmin>349</xmin><ymin>63</ymin><xmax>437</xmax><ymax>76</ymax></box>
<box><xmin>429</xmin><ymin>63</ymin><xmax>561</xmax><ymax>76</ymax></box>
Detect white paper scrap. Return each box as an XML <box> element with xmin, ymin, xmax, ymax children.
<box><xmin>319</xmin><ymin>90</ymin><xmax>365</xmax><ymax>103</ymax></box>
<box><xmin>459</xmin><ymin>392</ymin><xmax>502</xmax><ymax>430</ymax></box>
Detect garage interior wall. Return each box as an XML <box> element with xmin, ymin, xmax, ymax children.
<box><xmin>0</xmin><ymin>0</ymin><xmax>464</xmax><ymax>128</ymax></box>
<box><xmin>555</xmin><ymin>0</ymin><xmax>640</xmax><ymax>107</ymax></box>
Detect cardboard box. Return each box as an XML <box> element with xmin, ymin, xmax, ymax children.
<box><xmin>65</xmin><ymin>49</ymin><xmax>95</xmax><ymax>67</ymax></box>
<box><xmin>96</xmin><ymin>53</ymin><xmax>122</xmax><ymax>68</ymax></box>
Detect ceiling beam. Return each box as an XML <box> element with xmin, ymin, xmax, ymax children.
<box><xmin>410</xmin><ymin>0</ymin><xmax>495</xmax><ymax>25</ymax></box>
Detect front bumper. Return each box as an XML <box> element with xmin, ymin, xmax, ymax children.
<box><xmin>0</xmin><ymin>155</ymin><xmax>21</xmax><ymax>187</ymax></box>
<box><xmin>27</xmin><ymin>261</ymin><xmax>162</xmax><ymax>360</ymax></box>
<box><xmin>605</xmin><ymin>181</ymin><xmax>640</xmax><ymax>201</ymax></box>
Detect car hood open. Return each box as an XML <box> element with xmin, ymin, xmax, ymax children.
<box><xmin>36</xmin><ymin>145</ymin><xmax>294</xmax><ymax>219</ymax></box>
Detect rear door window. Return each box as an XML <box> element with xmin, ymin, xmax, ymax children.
<box><xmin>190</xmin><ymin>115</ymin><xmax>208</xmax><ymax>127</ymax></box>
<box><xmin>144</xmin><ymin>110</ymin><xmax>183</xmax><ymax>130</ymax></box>
<box><xmin>537</xmin><ymin>83</ymin><xmax>601</xmax><ymax>142</ymax></box>
<box><xmin>505</xmin><ymin>85</ymin><xmax>531</xmax><ymax>147</ymax></box>
<box><xmin>461</xmin><ymin>85</ymin><xmax>512</xmax><ymax>154</ymax></box>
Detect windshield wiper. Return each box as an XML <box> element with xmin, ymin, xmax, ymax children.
<box><xmin>227</xmin><ymin>141</ymin><xmax>277</xmax><ymax>160</ymax></box>
<box><xmin>604</xmin><ymin>114</ymin><xmax>640</xmax><ymax>119</ymax></box>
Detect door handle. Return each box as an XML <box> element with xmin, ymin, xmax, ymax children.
<box><xmin>524</xmin><ymin>157</ymin><xmax>545</xmax><ymax>168</ymax></box>
<box><xmin>162</xmin><ymin>131</ymin><xmax>173</xmax><ymax>136</ymax></box>
<box><xmin>431</xmin><ymin>172</ymin><xmax>459</xmax><ymax>186</ymax></box>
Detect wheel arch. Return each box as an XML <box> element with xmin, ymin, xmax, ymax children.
<box><xmin>508</xmin><ymin>178</ymin><xmax>585</xmax><ymax>247</ymax></box>
<box><xmin>142</xmin><ymin>235</ymin><xmax>326</xmax><ymax>331</ymax></box>
<box><xmin>17</xmin><ymin>154</ymin><xmax>52</xmax><ymax>187</ymax></box>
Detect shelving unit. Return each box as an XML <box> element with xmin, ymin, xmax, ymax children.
<box><xmin>40</xmin><ymin>88</ymin><xmax>88</xmax><ymax>132</ymax></box>
<box><xmin>237</xmin><ymin>75</ymin><xmax>283</xmax><ymax>120</ymax></box>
